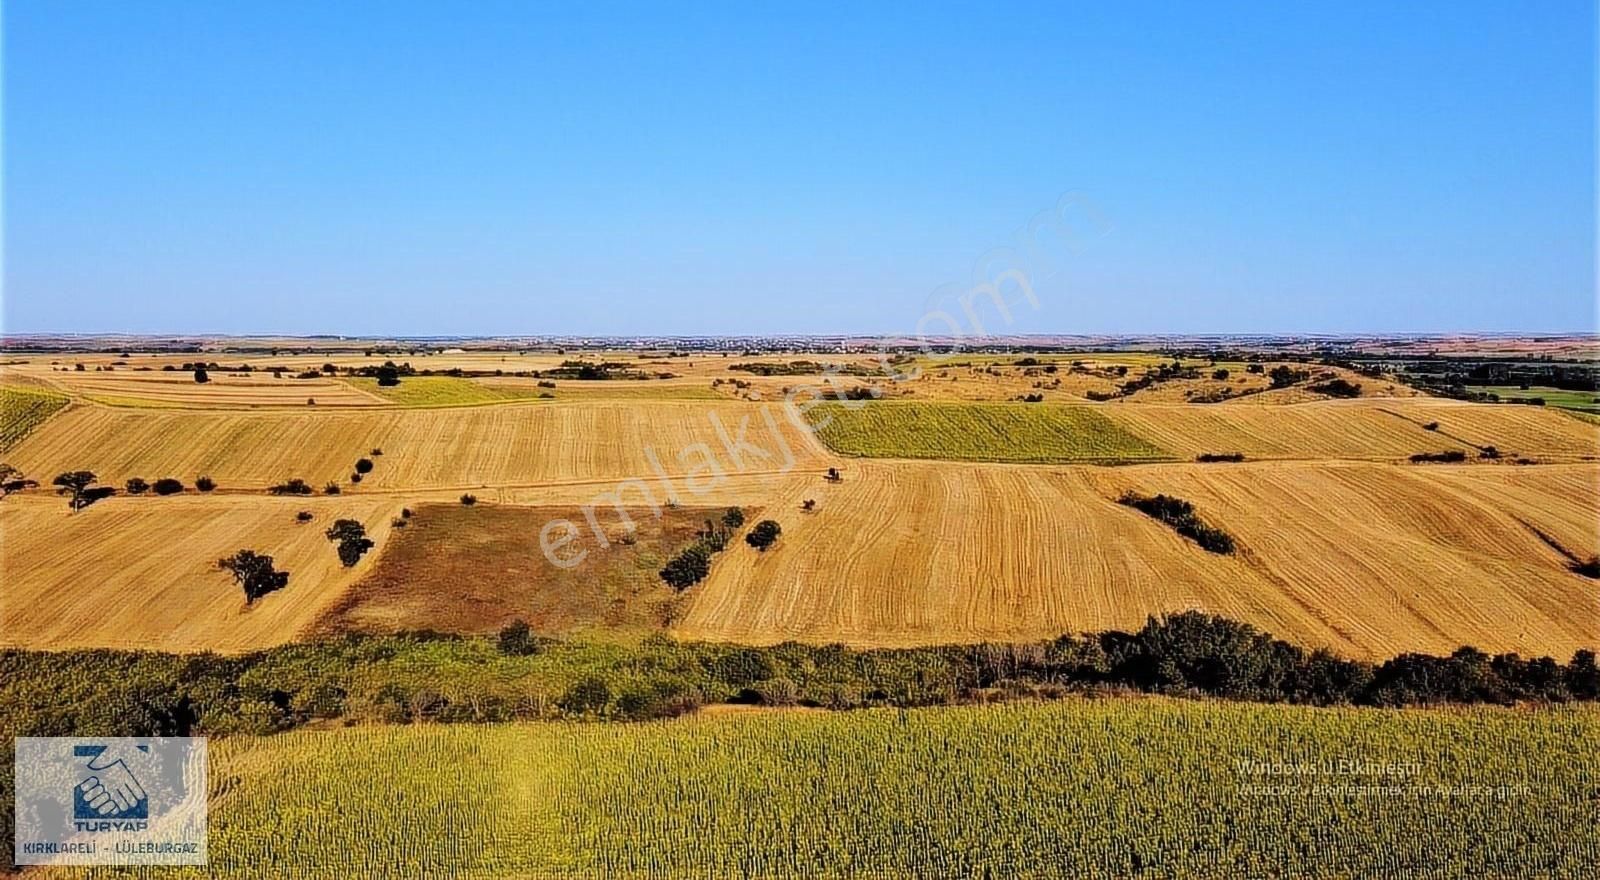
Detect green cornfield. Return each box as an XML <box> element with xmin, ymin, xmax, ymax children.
<box><xmin>0</xmin><ymin>385</ymin><xmax>69</xmax><ymax>450</ymax></box>
<box><xmin>54</xmin><ymin>698</ymin><xmax>1598</xmax><ymax>879</ymax></box>
<box><xmin>805</xmin><ymin>400</ymin><xmax>1171</xmax><ymax>463</ymax></box>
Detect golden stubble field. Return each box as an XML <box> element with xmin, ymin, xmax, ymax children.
<box><xmin>0</xmin><ymin>494</ymin><xmax>402</xmax><ymax>652</ymax></box>
<box><xmin>674</xmin><ymin>459</ymin><xmax>1600</xmax><ymax>660</ymax></box>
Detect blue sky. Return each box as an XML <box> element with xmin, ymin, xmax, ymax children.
<box><xmin>4</xmin><ymin>1</ymin><xmax>1595</xmax><ymax>335</ymax></box>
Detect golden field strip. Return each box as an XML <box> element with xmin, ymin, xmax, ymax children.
<box><xmin>1</xmin><ymin>400</ymin><xmax>833</xmax><ymax>490</ymax></box>
<box><xmin>674</xmin><ymin>459</ymin><xmax>1600</xmax><ymax>659</ymax></box>
<box><xmin>1</xmin><ymin>349</ymin><xmax>1597</xmax><ymax>659</ymax></box>
<box><xmin>0</xmin><ymin>494</ymin><xmax>402</xmax><ymax>652</ymax></box>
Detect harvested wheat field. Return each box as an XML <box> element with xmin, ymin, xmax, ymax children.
<box><xmin>674</xmin><ymin>459</ymin><xmax>1599</xmax><ymax>659</ymax></box>
<box><xmin>1101</xmin><ymin>398</ymin><xmax>1599</xmax><ymax>461</ymax></box>
<box><xmin>0</xmin><ymin>494</ymin><xmax>401</xmax><ymax>652</ymax></box>
<box><xmin>3</xmin><ymin>401</ymin><xmax>833</xmax><ymax>491</ymax></box>
<box><xmin>4</xmin><ymin>365</ymin><xmax>386</xmax><ymax>408</ymax></box>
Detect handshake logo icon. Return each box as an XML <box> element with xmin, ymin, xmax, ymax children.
<box><xmin>72</xmin><ymin>744</ymin><xmax>150</xmax><ymax>827</ymax></box>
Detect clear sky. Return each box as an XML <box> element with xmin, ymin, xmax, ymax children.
<box><xmin>4</xmin><ymin>1</ymin><xmax>1595</xmax><ymax>336</ymax></box>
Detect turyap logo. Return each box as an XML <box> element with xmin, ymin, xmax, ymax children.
<box><xmin>72</xmin><ymin>744</ymin><xmax>150</xmax><ymax>828</ymax></box>
<box><xmin>14</xmin><ymin>736</ymin><xmax>207</xmax><ymax>866</ymax></box>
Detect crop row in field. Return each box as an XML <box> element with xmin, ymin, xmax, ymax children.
<box><xmin>35</xmin><ymin>699</ymin><xmax>1598</xmax><ymax>878</ymax></box>
<box><xmin>0</xmin><ymin>385</ymin><xmax>69</xmax><ymax>450</ymax></box>
<box><xmin>805</xmin><ymin>400</ymin><xmax>1172</xmax><ymax>463</ymax></box>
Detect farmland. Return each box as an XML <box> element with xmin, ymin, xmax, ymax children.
<box><xmin>345</xmin><ymin>375</ymin><xmax>550</xmax><ymax>406</ymax></box>
<box><xmin>1477</xmin><ymin>385</ymin><xmax>1600</xmax><ymax>413</ymax></box>
<box><xmin>0</xmin><ymin>494</ymin><xmax>401</xmax><ymax>652</ymax></box>
<box><xmin>28</xmin><ymin>699</ymin><xmax>1599</xmax><ymax>879</ymax></box>
<box><xmin>805</xmin><ymin>400</ymin><xmax>1172</xmax><ymax>463</ymax></box>
<box><xmin>676</xmin><ymin>460</ymin><xmax>1599</xmax><ymax>658</ymax></box>
<box><xmin>0</xmin><ymin>385</ymin><xmax>68</xmax><ymax>449</ymax></box>
<box><xmin>1</xmin><ymin>400</ymin><xmax>832</xmax><ymax>490</ymax></box>
<box><xmin>312</xmin><ymin>503</ymin><xmax>722</xmax><ymax>639</ymax></box>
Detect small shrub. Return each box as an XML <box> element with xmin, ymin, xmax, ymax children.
<box><xmin>497</xmin><ymin>619</ymin><xmax>539</xmax><ymax>656</ymax></box>
<box><xmin>1423</xmin><ymin>421</ymin><xmax>1440</xmax><ymax>431</ymax></box>
<box><xmin>746</xmin><ymin>520</ymin><xmax>782</xmax><ymax>551</ymax></box>
<box><xmin>802</xmin><ymin>498</ymin><xmax>816</xmax><ymax>511</ymax></box>
<box><xmin>355</xmin><ymin>458</ymin><xmax>374</xmax><ymax>474</ymax></box>
<box><xmin>460</xmin><ymin>494</ymin><xmax>477</xmax><ymax>506</ymax></box>
<box><xmin>193</xmin><ymin>367</ymin><xmax>209</xmax><ymax>384</ymax></box>
<box><xmin>296</xmin><ymin>511</ymin><xmax>314</xmax><ymax>523</ymax></box>
<box><xmin>350</xmin><ymin>473</ymin><xmax>363</xmax><ymax>483</ymax></box>
<box><xmin>1195</xmin><ymin>452</ymin><xmax>1245</xmax><ymax>463</ymax></box>
<box><xmin>1307</xmin><ymin>378</ymin><xmax>1362</xmax><ymax>398</ymax></box>
<box><xmin>125</xmin><ymin>477</ymin><xmax>150</xmax><ymax>495</ymax></box>
<box><xmin>152</xmin><ymin>478</ymin><xmax>185</xmax><ymax>496</ymax></box>
<box><xmin>401</xmin><ymin>508</ymin><xmax>412</xmax><ymax>519</ymax></box>
<box><xmin>269</xmin><ymin>478</ymin><xmax>314</xmax><ymax>496</ymax></box>
<box><xmin>721</xmin><ymin>507</ymin><xmax>746</xmax><ymax>529</ymax></box>
<box><xmin>1211</xmin><ymin>369</ymin><xmax>1229</xmax><ymax>381</ymax></box>
<box><xmin>1571</xmin><ymin>557</ymin><xmax>1600</xmax><ymax>579</ymax></box>
<box><xmin>370</xmin><ymin>448</ymin><xmax>383</xmax><ymax>456</ymax></box>
<box><xmin>324</xmin><ymin>482</ymin><xmax>341</xmax><ymax>495</ymax></box>
<box><xmin>307</xmin><ymin>398</ymin><xmax>317</xmax><ymax>406</ymax></box>
<box><xmin>196</xmin><ymin>475</ymin><xmax>216</xmax><ymax>492</ymax></box>
<box><xmin>1118</xmin><ymin>492</ymin><xmax>1235</xmax><ymax>554</ymax></box>
<box><xmin>1410</xmin><ymin>450</ymin><xmax>1467</xmax><ymax>464</ymax></box>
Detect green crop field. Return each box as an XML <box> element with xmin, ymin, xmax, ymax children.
<box><xmin>348</xmin><ymin>376</ymin><xmax>721</xmax><ymax>406</ymax></box>
<box><xmin>1477</xmin><ymin>385</ymin><xmax>1600</xmax><ymax>413</ymax></box>
<box><xmin>48</xmin><ymin>699</ymin><xmax>1597</xmax><ymax>879</ymax></box>
<box><xmin>0</xmin><ymin>385</ymin><xmax>69</xmax><ymax>450</ymax></box>
<box><xmin>804</xmin><ymin>400</ymin><xmax>1171</xmax><ymax>462</ymax></box>
<box><xmin>346</xmin><ymin>376</ymin><xmax>551</xmax><ymax>407</ymax></box>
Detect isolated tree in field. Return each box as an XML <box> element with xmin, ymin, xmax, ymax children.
<box><xmin>196</xmin><ymin>475</ymin><xmax>216</xmax><ymax>492</ymax></box>
<box><xmin>354</xmin><ymin>458</ymin><xmax>374</xmax><ymax>474</ymax></box>
<box><xmin>375</xmin><ymin>363</ymin><xmax>401</xmax><ymax>387</ymax></box>
<box><xmin>124</xmin><ymin>477</ymin><xmax>150</xmax><ymax>495</ymax></box>
<box><xmin>325</xmin><ymin>519</ymin><xmax>375</xmax><ymax>567</ymax></box>
<box><xmin>745</xmin><ymin>520</ymin><xmax>782</xmax><ymax>552</ymax></box>
<box><xmin>0</xmin><ymin>464</ymin><xmax>36</xmax><ymax>500</ymax></box>
<box><xmin>152</xmin><ymin>478</ymin><xmax>185</xmax><ymax>495</ymax></box>
<box><xmin>193</xmin><ymin>367</ymin><xmax>209</xmax><ymax>384</ymax></box>
<box><xmin>53</xmin><ymin>471</ymin><xmax>98</xmax><ymax>510</ymax></box>
<box><xmin>218</xmin><ymin>550</ymin><xmax>290</xmax><ymax>604</ymax></box>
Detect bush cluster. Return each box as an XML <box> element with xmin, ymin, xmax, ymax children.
<box><xmin>1117</xmin><ymin>492</ymin><xmax>1235</xmax><ymax>554</ymax></box>
<box><xmin>2</xmin><ymin>613</ymin><xmax>1594</xmax><ymax>744</ymax></box>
